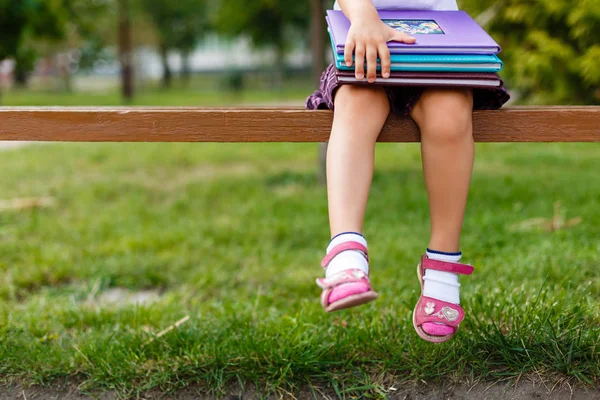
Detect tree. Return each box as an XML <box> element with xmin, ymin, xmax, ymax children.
<box><xmin>311</xmin><ymin>0</ymin><xmax>327</xmax><ymax>86</ymax></box>
<box><xmin>0</xmin><ymin>1</ymin><xmax>66</xmax><ymax>72</ymax></box>
<box><xmin>216</xmin><ymin>0</ymin><xmax>310</xmax><ymax>87</ymax></box>
<box><xmin>459</xmin><ymin>0</ymin><xmax>599</xmax><ymax>105</ymax></box>
<box><xmin>310</xmin><ymin>0</ymin><xmax>329</xmax><ymax>184</ymax></box>
<box><xmin>0</xmin><ymin>1</ymin><xmax>67</xmax><ymax>100</ymax></box>
<box><xmin>52</xmin><ymin>0</ymin><xmax>114</xmax><ymax>91</ymax></box>
<box><xmin>0</xmin><ymin>0</ymin><xmax>113</xmax><ymax>90</ymax></box>
<box><xmin>118</xmin><ymin>0</ymin><xmax>134</xmax><ymax>101</ymax></box>
<box><xmin>140</xmin><ymin>0</ymin><xmax>207</xmax><ymax>88</ymax></box>
<box><xmin>13</xmin><ymin>47</ymin><xmax>38</xmax><ymax>87</ymax></box>
<box><xmin>0</xmin><ymin>2</ymin><xmax>30</xmax><ymax>63</ymax></box>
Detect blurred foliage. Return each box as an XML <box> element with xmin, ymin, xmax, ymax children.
<box><xmin>139</xmin><ymin>0</ymin><xmax>207</xmax><ymax>55</ymax></box>
<box><xmin>215</xmin><ymin>0</ymin><xmax>310</xmax><ymax>88</ymax></box>
<box><xmin>139</xmin><ymin>0</ymin><xmax>207</xmax><ymax>86</ymax></box>
<box><xmin>0</xmin><ymin>0</ymin><xmax>64</xmax><ymax>61</ymax></box>
<box><xmin>215</xmin><ymin>0</ymin><xmax>310</xmax><ymax>65</ymax></box>
<box><xmin>13</xmin><ymin>46</ymin><xmax>38</xmax><ymax>86</ymax></box>
<box><xmin>1</xmin><ymin>0</ymin><xmax>598</xmax><ymax>104</ymax></box>
<box><xmin>0</xmin><ymin>0</ymin><xmax>113</xmax><ymax>80</ymax></box>
<box><xmin>460</xmin><ymin>0</ymin><xmax>599</xmax><ymax>104</ymax></box>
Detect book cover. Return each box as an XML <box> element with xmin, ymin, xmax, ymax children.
<box><xmin>329</xmin><ymin>30</ymin><xmax>503</xmax><ymax>72</ymax></box>
<box><xmin>327</xmin><ymin>10</ymin><xmax>501</xmax><ymax>54</ymax></box>
<box><xmin>335</xmin><ymin>70</ymin><xmax>504</xmax><ymax>88</ymax></box>
<box><xmin>334</xmin><ymin>57</ymin><xmax>503</xmax><ymax>72</ymax></box>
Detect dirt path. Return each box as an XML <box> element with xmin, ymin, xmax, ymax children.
<box><xmin>1</xmin><ymin>381</ymin><xmax>599</xmax><ymax>400</ymax></box>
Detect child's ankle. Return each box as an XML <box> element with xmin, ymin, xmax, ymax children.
<box><xmin>426</xmin><ymin>248</ymin><xmax>461</xmax><ymax>262</ymax></box>
<box><xmin>423</xmin><ymin>248</ymin><xmax>462</xmax><ymax>304</ymax></box>
<box><xmin>325</xmin><ymin>232</ymin><xmax>369</xmax><ymax>278</ymax></box>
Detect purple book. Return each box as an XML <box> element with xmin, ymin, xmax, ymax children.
<box><xmin>335</xmin><ymin>70</ymin><xmax>504</xmax><ymax>88</ymax></box>
<box><xmin>327</xmin><ymin>10</ymin><xmax>501</xmax><ymax>55</ymax></box>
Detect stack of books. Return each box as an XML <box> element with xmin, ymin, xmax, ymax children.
<box><xmin>327</xmin><ymin>10</ymin><xmax>505</xmax><ymax>88</ymax></box>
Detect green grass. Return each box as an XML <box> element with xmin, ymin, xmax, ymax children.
<box><xmin>0</xmin><ymin>75</ymin><xmax>310</xmax><ymax>106</ymax></box>
<box><xmin>1</xmin><ymin>140</ymin><xmax>599</xmax><ymax>398</ymax></box>
<box><xmin>1</xmin><ymin>86</ymin><xmax>307</xmax><ymax>106</ymax></box>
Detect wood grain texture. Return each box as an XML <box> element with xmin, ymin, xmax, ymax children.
<box><xmin>0</xmin><ymin>106</ymin><xmax>598</xmax><ymax>143</ymax></box>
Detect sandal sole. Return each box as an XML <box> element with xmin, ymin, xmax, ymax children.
<box><xmin>325</xmin><ymin>291</ymin><xmax>378</xmax><ymax>313</ymax></box>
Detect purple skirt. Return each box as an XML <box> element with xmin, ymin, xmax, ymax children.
<box><xmin>305</xmin><ymin>64</ymin><xmax>511</xmax><ymax>115</ymax></box>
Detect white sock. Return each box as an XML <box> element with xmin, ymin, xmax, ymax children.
<box><xmin>423</xmin><ymin>249</ymin><xmax>462</xmax><ymax>304</ymax></box>
<box><xmin>325</xmin><ymin>233</ymin><xmax>369</xmax><ymax>278</ymax></box>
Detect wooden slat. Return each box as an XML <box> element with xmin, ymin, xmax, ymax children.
<box><xmin>0</xmin><ymin>106</ymin><xmax>598</xmax><ymax>143</ymax></box>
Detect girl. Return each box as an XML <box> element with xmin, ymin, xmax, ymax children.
<box><xmin>306</xmin><ymin>0</ymin><xmax>509</xmax><ymax>343</ymax></box>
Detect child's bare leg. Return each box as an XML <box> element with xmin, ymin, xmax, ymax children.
<box><xmin>317</xmin><ymin>84</ymin><xmax>389</xmax><ymax>312</ymax></box>
<box><xmin>410</xmin><ymin>88</ymin><xmax>474</xmax><ymax>337</ymax></box>
<box><xmin>327</xmin><ymin>85</ymin><xmax>390</xmax><ymax>236</ymax></box>
<box><xmin>411</xmin><ymin>88</ymin><xmax>474</xmax><ymax>253</ymax></box>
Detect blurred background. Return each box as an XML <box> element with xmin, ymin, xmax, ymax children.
<box><xmin>0</xmin><ymin>0</ymin><xmax>598</xmax><ymax>107</ymax></box>
<box><xmin>1</xmin><ymin>2</ymin><xmax>599</xmax><ymax>395</ymax></box>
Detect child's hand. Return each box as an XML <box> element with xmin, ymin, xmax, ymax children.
<box><xmin>344</xmin><ymin>17</ymin><xmax>416</xmax><ymax>83</ymax></box>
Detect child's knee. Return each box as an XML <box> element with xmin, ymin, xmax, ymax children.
<box><xmin>424</xmin><ymin>114</ymin><xmax>472</xmax><ymax>144</ymax></box>
<box><xmin>412</xmin><ymin>89</ymin><xmax>473</xmax><ymax>143</ymax></box>
<box><xmin>334</xmin><ymin>85</ymin><xmax>389</xmax><ymax>115</ymax></box>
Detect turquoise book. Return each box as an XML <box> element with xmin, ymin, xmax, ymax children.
<box><xmin>329</xmin><ymin>31</ymin><xmax>503</xmax><ymax>72</ymax></box>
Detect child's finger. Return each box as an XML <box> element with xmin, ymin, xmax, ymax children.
<box><xmin>354</xmin><ymin>44</ymin><xmax>366</xmax><ymax>80</ymax></box>
<box><xmin>366</xmin><ymin>45</ymin><xmax>378</xmax><ymax>83</ymax></box>
<box><xmin>378</xmin><ymin>44</ymin><xmax>391</xmax><ymax>79</ymax></box>
<box><xmin>391</xmin><ymin>30</ymin><xmax>416</xmax><ymax>44</ymax></box>
<box><xmin>344</xmin><ymin>39</ymin><xmax>355</xmax><ymax>67</ymax></box>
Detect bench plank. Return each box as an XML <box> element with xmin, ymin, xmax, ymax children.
<box><xmin>0</xmin><ymin>106</ymin><xmax>598</xmax><ymax>143</ymax></box>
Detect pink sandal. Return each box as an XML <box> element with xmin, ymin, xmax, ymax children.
<box><xmin>413</xmin><ymin>255</ymin><xmax>474</xmax><ymax>343</ymax></box>
<box><xmin>316</xmin><ymin>241</ymin><xmax>378</xmax><ymax>312</ymax></box>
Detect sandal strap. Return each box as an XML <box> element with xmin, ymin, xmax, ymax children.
<box><xmin>316</xmin><ymin>269</ymin><xmax>371</xmax><ymax>290</ymax></box>
<box><xmin>414</xmin><ymin>295</ymin><xmax>465</xmax><ymax>328</ymax></box>
<box><xmin>421</xmin><ymin>255</ymin><xmax>474</xmax><ymax>275</ymax></box>
<box><xmin>321</xmin><ymin>241</ymin><xmax>368</xmax><ymax>268</ymax></box>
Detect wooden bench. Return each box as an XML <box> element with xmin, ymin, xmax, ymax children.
<box><xmin>0</xmin><ymin>106</ymin><xmax>598</xmax><ymax>142</ymax></box>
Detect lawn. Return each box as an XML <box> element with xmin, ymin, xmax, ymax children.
<box><xmin>1</xmin><ymin>138</ymin><xmax>599</xmax><ymax>398</ymax></box>
<box><xmin>1</xmin><ymin>79</ymin><xmax>599</xmax><ymax>398</ymax></box>
<box><xmin>0</xmin><ymin>74</ymin><xmax>311</xmax><ymax>106</ymax></box>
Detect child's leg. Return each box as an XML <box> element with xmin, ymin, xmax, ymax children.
<box><xmin>327</xmin><ymin>85</ymin><xmax>390</xmax><ymax>235</ymax></box>
<box><xmin>410</xmin><ymin>88</ymin><xmax>474</xmax><ymax>338</ymax></box>
<box><xmin>410</xmin><ymin>88</ymin><xmax>474</xmax><ymax>254</ymax></box>
<box><xmin>317</xmin><ymin>84</ymin><xmax>390</xmax><ymax>312</ymax></box>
